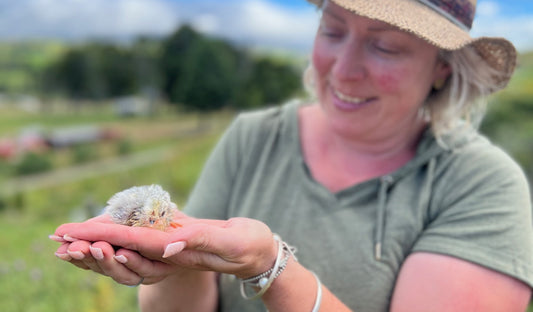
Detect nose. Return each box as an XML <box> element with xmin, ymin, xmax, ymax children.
<box><xmin>332</xmin><ymin>39</ymin><xmax>367</xmax><ymax>81</ymax></box>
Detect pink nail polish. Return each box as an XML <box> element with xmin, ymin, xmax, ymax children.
<box><xmin>89</xmin><ymin>246</ymin><xmax>104</xmax><ymax>260</ymax></box>
<box><xmin>114</xmin><ymin>255</ymin><xmax>128</xmax><ymax>264</ymax></box>
<box><xmin>63</xmin><ymin>235</ymin><xmax>79</xmax><ymax>242</ymax></box>
<box><xmin>49</xmin><ymin>235</ymin><xmax>66</xmax><ymax>242</ymax></box>
<box><xmin>55</xmin><ymin>252</ymin><xmax>72</xmax><ymax>261</ymax></box>
<box><xmin>163</xmin><ymin>241</ymin><xmax>186</xmax><ymax>258</ymax></box>
<box><xmin>67</xmin><ymin>250</ymin><xmax>85</xmax><ymax>260</ymax></box>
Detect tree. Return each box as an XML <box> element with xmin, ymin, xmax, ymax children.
<box><xmin>177</xmin><ymin>38</ymin><xmax>243</xmax><ymax>111</ymax></box>
<box><xmin>160</xmin><ymin>25</ymin><xmax>202</xmax><ymax>105</ymax></box>
<box><xmin>236</xmin><ymin>57</ymin><xmax>302</xmax><ymax>108</ymax></box>
<box><xmin>44</xmin><ymin>43</ymin><xmax>138</xmax><ymax>99</ymax></box>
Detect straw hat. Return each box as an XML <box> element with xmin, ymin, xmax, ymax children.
<box><xmin>307</xmin><ymin>0</ymin><xmax>517</xmax><ymax>90</ymax></box>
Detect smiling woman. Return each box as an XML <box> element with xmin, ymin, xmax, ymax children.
<box><xmin>51</xmin><ymin>0</ymin><xmax>532</xmax><ymax>311</ymax></box>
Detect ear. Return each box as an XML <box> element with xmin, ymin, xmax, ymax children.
<box><xmin>434</xmin><ymin>60</ymin><xmax>451</xmax><ymax>82</ymax></box>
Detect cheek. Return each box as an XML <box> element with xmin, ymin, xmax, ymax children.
<box><xmin>373</xmin><ymin>62</ymin><xmax>429</xmax><ymax>98</ymax></box>
<box><xmin>311</xmin><ymin>41</ymin><xmax>332</xmax><ymax>79</ymax></box>
<box><xmin>374</xmin><ymin>67</ymin><xmax>406</xmax><ymax>93</ymax></box>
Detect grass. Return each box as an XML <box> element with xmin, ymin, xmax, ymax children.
<box><xmin>0</xmin><ymin>105</ymin><xmax>230</xmax><ymax>312</ymax></box>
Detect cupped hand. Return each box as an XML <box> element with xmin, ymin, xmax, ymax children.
<box><xmin>52</xmin><ymin>212</ymin><xmax>279</xmax><ymax>281</ymax></box>
<box><xmin>160</xmin><ymin>216</ymin><xmax>279</xmax><ymax>279</ymax></box>
<box><xmin>51</xmin><ymin>214</ymin><xmax>179</xmax><ymax>286</ymax></box>
<box><xmin>54</xmin><ymin>239</ymin><xmax>173</xmax><ymax>286</ymax></box>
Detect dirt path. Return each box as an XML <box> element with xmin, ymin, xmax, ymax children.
<box><xmin>1</xmin><ymin>121</ymin><xmax>225</xmax><ymax>197</ymax></box>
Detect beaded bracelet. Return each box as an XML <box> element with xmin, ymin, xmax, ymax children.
<box><xmin>239</xmin><ymin>234</ymin><xmax>298</xmax><ymax>300</ymax></box>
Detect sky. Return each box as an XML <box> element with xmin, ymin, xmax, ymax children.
<box><xmin>1</xmin><ymin>0</ymin><xmax>533</xmax><ymax>53</ymax></box>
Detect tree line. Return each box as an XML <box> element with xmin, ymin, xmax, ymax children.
<box><xmin>42</xmin><ymin>25</ymin><xmax>305</xmax><ymax>111</ymax></box>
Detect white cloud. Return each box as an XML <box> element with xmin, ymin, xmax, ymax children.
<box><xmin>0</xmin><ymin>0</ymin><xmax>319</xmax><ymax>52</ymax></box>
<box><xmin>0</xmin><ymin>0</ymin><xmax>179</xmax><ymax>40</ymax></box>
<box><xmin>240</xmin><ymin>0</ymin><xmax>318</xmax><ymax>43</ymax></box>
<box><xmin>476</xmin><ymin>1</ymin><xmax>500</xmax><ymax>18</ymax></box>
<box><xmin>182</xmin><ymin>0</ymin><xmax>319</xmax><ymax>52</ymax></box>
<box><xmin>191</xmin><ymin>14</ymin><xmax>220</xmax><ymax>34</ymax></box>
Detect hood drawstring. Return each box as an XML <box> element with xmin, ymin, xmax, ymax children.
<box><xmin>418</xmin><ymin>157</ymin><xmax>436</xmax><ymax>214</ymax></box>
<box><xmin>375</xmin><ymin>175</ymin><xmax>393</xmax><ymax>261</ymax></box>
<box><xmin>374</xmin><ymin>157</ymin><xmax>437</xmax><ymax>261</ymax></box>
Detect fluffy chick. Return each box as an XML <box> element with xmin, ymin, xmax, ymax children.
<box><xmin>104</xmin><ymin>184</ymin><xmax>179</xmax><ymax>231</ymax></box>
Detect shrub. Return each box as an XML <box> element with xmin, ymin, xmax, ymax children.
<box><xmin>14</xmin><ymin>152</ymin><xmax>53</xmax><ymax>175</ymax></box>
<box><xmin>72</xmin><ymin>144</ymin><xmax>99</xmax><ymax>164</ymax></box>
<box><xmin>116</xmin><ymin>139</ymin><xmax>133</xmax><ymax>156</ymax></box>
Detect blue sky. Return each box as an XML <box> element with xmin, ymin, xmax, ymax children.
<box><xmin>1</xmin><ymin>0</ymin><xmax>532</xmax><ymax>53</ymax></box>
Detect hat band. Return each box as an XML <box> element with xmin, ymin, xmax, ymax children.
<box><xmin>417</xmin><ymin>0</ymin><xmax>474</xmax><ymax>31</ymax></box>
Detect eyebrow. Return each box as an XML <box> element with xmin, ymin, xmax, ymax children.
<box><xmin>322</xmin><ymin>7</ymin><xmax>345</xmax><ymax>23</ymax></box>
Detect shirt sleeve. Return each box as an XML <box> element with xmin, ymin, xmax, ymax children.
<box><xmin>182</xmin><ymin>116</ymin><xmax>244</xmax><ymax>220</ymax></box>
<box><xmin>412</xmin><ymin>144</ymin><xmax>533</xmax><ymax>287</ymax></box>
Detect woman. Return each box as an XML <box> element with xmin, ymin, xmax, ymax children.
<box><xmin>51</xmin><ymin>0</ymin><xmax>533</xmax><ymax>311</ymax></box>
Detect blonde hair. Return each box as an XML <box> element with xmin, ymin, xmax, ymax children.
<box><xmin>302</xmin><ymin>45</ymin><xmax>508</xmax><ymax>141</ymax></box>
<box><xmin>426</xmin><ymin>46</ymin><xmax>508</xmax><ymax>139</ymax></box>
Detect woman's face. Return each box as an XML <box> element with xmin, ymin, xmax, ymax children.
<box><xmin>312</xmin><ymin>1</ymin><xmax>450</xmax><ymax>142</ymax></box>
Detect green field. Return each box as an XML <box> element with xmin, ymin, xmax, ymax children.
<box><xmin>0</xmin><ymin>104</ymin><xmax>231</xmax><ymax>312</ymax></box>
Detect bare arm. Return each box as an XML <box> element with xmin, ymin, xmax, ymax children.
<box><xmin>390</xmin><ymin>252</ymin><xmax>531</xmax><ymax>312</ymax></box>
<box><xmin>138</xmin><ymin>271</ymin><xmax>218</xmax><ymax>312</ymax></box>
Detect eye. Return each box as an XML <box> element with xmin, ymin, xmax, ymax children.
<box><xmin>149</xmin><ymin>219</ymin><xmax>155</xmax><ymax>224</ymax></box>
<box><xmin>375</xmin><ymin>45</ymin><xmax>399</xmax><ymax>55</ymax></box>
<box><xmin>369</xmin><ymin>36</ymin><xmax>405</xmax><ymax>56</ymax></box>
<box><xmin>320</xmin><ymin>26</ymin><xmax>343</xmax><ymax>39</ymax></box>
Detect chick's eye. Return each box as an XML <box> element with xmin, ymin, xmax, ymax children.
<box><xmin>149</xmin><ymin>219</ymin><xmax>155</xmax><ymax>224</ymax></box>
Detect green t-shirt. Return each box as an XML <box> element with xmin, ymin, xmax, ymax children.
<box><xmin>184</xmin><ymin>101</ymin><xmax>533</xmax><ymax>311</ymax></box>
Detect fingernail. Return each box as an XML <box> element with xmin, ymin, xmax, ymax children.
<box><xmin>67</xmin><ymin>250</ymin><xmax>85</xmax><ymax>260</ymax></box>
<box><xmin>163</xmin><ymin>241</ymin><xmax>186</xmax><ymax>258</ymax></box>
<box><xmin>55</xmin><ymin>252</ymin><xmax>72</xmax><ymax>261</ymax></box>
<box><xmin>114</xmin><ymin>255</ymin><xmax>128</xmax><ymax>264</ymax></box>
<box><xmin>49</xmin><ymin>235</ymin><xmax>66</xmax><ymax>243</ymax></box>
<box><xmin>63</xmin><ymin>235</ymin><xmax>79</xmax><ymax>242</ymax></box>
<box><xmin>89</xmin><ymin>246</ymin><xmax>104</xmax><ymax>260</ymax></box>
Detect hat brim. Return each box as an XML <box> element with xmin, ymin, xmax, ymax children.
<box><xmin>308</xmin><ymin>0</ymin><xmax>517</xmax><ymax>90</ymax></box>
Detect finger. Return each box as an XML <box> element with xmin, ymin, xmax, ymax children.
<box><xmin>66</xmin><ymin>240</ymin><xmax>92</xmax><ymax>260</ymax></box>
<box><xmin>55</xmin><ymin>222</ymin><xmax>166</xmax><ymax>253</ymax></box>
<box><xmin>67</xmin><ymin>240</ymin><xmax>105</xmax><ymax>273</ymax></box>
<box><xmin>55</xmin><ymin>243</ymin><xmax>72</xmax><ymax>261</ymax></box>
<box><xmin>114</xmin><ymin>248</ymin><xmax>171</xmax><ymax>285</ymax></box>
<box><xmin>166</xmin><ymin>218</ymin><xmax>271</xmax><ymax>257</ymax></box>
<box><xmin>55</xmin><ymin>219</ymin><xmax>227</xmax><ymax>259</ymax></box>
<box><xmin>167</xmin><ymin>212</ymin><xmax>226</xmax><ymax>230</ymax></box>
<box><xmin>54</xmin><ymin>243</ymin><xmax>91</xmax><ymax>270</ymax></box>
<box><xmin>90</xmin><ymin>241</ymin><xmax>143</xmax><ymax>286</ymax></box>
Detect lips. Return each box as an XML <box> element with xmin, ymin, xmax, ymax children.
<box><xmin>332</xmin><ymin>89</ymin><xmax>374</xmax><ymax>111</ymax></box>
